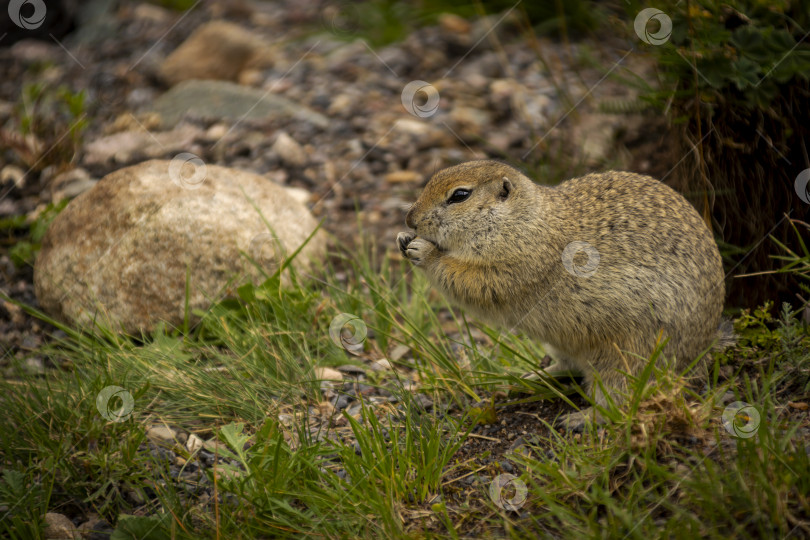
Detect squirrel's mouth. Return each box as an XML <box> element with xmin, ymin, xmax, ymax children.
<box><xmin>421</xmin><ymin>236</ymin><xmax>445</xmax><ymax>253</ymax></box>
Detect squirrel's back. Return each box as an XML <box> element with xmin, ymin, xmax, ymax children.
<box><xmin>536</xmin><ymin>171</ymin><xmax>725</xmax><ymax>362</ymax></box>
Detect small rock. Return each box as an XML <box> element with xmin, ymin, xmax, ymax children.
<box><xmin>346</xmin><ymin>404</ymin><xmax>362</xmax><ymax>416</ymax></box>
<box><xmin>238</xmin><ymin>68</ymin><xmax>264</xmax><ymax>87</ymax></box>
<box><xmin>159</xmin><ymin>21</ymin><xmax>275</xmax><ymax>86</ymax></box>
<box><xmin>50</xmin><ymin>168</ymin><xmax>97</xmax><ymax>200</ymax></box>
<box><xmin>78</xmin><ymin>517</ymin><xmax>114</xmax><ymax>539</ymax></box>
<box><xmin>489</xmin><ymin>79</ymin><xmax>519</xmax><ymax>116</ymax></box>
<box><xmin>327</xmin><ymin>94</ymin><xmax>353</xmax><ymax>116</ymax></box>
<box><xmin>204</xmin><ymin>123</ymin><xmax>229</xmax><ymax>141</ymax></box>
<box><xmin>394</xmin><ymin>118</ymin><xmax>432</xmax><ymax>136</ymax></box>
<box><xmin>336</xmin><ymin>364</ymin><xmax>367</xmax><ymax>375</ymax></box>
<box><xmin>331</xmin><ymin>395</ymin><xmax>350</xmax><ymax>410</ymax></box>
<box><xmin>388</xmin><ymin>344</ymin><xmax>410</xmax><ymax>361</ymax></box>
<box><xmin>384</xmin><ymin>170</ymin><xmax>422</xmax><ymax>184</ymax></box>
<box><xmin>0</xmin><ymin>164</ymin><xmax>26</xmax><ymax>189</ymax></box>
<box><xmin>400</xmin><ymin>380</ymin><xmax>419</xmax><ymax>392</ymax></box>
<box><xmin>449</xmin><ymin>106</ymin><xmax>491</xmax><ymax>137</ymax></box>
<box><xmin>133</xmin><ymin>3</ymin><xmax>171</xmax><ymax>23</ymax></box>
<box><xmin>146</xmin><ymin>425</ymin><xmax>177</xmax><ymax>442</ymax></box>
<box><xmin>438</xmin><ymin>13</ymin><xmax>472</xmax><ymax>35</ymax></box>
<box><xmin>414</xmin><ymin>394</ymin><xmax>433</xmax><ymax>410</ymax></box>
<box><xmin>272</xmin><ymin>132</ymin><xmax>307</xmax><ymax>168</ymax></box>
<box><xmin>371</xmin><ymin>358</ymin><xmax>393</xmax><ymax>372</ymax></box>
<box><xmin>43</xmin><ymin>512</ymin><xmax>80</xmax><ymax>540</ymax></box>
<box><xmin>2</xmin><ymin>300</ymin><xmax>24</xmax><ymax>325</ymax></box>
<box><xmin>186</xmin><ymin>433</ymin><xmax>204</xmax><ymax>454</ymax></box>
<box><xmin>314</xmin><ymin>367</ymin><xmax>344</xmax><ymax>381</ymax></box>
<box><xmin>23</xmin><ymin>357</ymin><xmax>45</xmax><ymax>375</ymax></box>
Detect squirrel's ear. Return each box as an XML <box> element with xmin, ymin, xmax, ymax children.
<box><xmin>499</xmin><ymin>177</ymin><xmax>513</xmax><ymax>200</ymax></box>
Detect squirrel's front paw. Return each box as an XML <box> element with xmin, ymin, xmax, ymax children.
<box><xmin>398</xmin><ymin>234</ymin><xmax>435</xmax><ymax>266</ymax></box>
<box><xmin>397</xmin><ymin>232</ymin><xmax>415</xmax><ymax>256</ymax></box>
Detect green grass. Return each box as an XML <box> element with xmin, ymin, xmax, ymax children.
<box><xmin>1</xmin><ymin>237</ymin><xmax>809</xmax><ymax>538</ymax></box>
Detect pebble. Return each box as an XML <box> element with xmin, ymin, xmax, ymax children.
<box><xmin>43</xmin><ymin>512</ymin><xmax>80</xmax><ymax>539</ymax></box>
<box><xmin>146</xmin><ymin>425</ymin><xmax>177</xmax><ymax>442</ymax></box>
<box><xmin>371</xmin><ymin>358</ymin><xmax>394</xmax><ymax>371</ymax></box>
<box><xmin>314</xmin><ymin>367</ymin><xmax>344</xmax><ymax>381</ymax></box>
<box><xmin>272</xmin><ymin>131</ymin><xmax>308</xmax><ymax>167</ymax></box>
<box><xmin>332</xmin><ymin>395</ymin><xmax>351</xmax><ymax>410</ymax></box>
<box><xmin>149</xmin><ymin>444</ymin><xmax>175</xmax><ymax>464</ymax></box>
<box><xmin>384</xmin><ymin>170</ymin><xmax>422</xmax><ymax>184</ymax></box>
<box><xmin>414</xmin><ymin>394</ymin><xmax>434</xmax><ymax>410</ymax></box>
<box><xmin>0</xmin><ymin>164</ymin><xmax>26</xmax><ymax>188</ymax></box>
<box><xmin>388</xmin><ymin>344</ymin><xmax>411</xmax><ymax>361</ymax></box>
<box><xmin>499</xmin><ymin>460</ymin><xmax>515</xmax><ymax>473</ymax></box>
<box><xmin>23</xmin><ymin>357</ymin><xmax>45</xmax><ymax>375</ymax></box>
<box><xmin>438</xmin><ymin>13</ymin><xmax>472</xmax><ymax>35</ymax></box>
<box><xmin>346</xmin><ymin>404</ymin><xmax>363</xmax><ymax>417</ymax></box>
<box><xmin>78</xmin><ymin>518</ymin><xmax>114</xmax><ymax>538</ymax></box>
<box><xmin>327</xmin><ymin>94</ymin><xmax>353</xmax><ymax>116</ymax></box>
<box><xmin>186</xmin><ymin>433</ymin><xmax>204</xmax><ymax>454</ymax></box>
<box><xmin>336</xmin><ymin>364</ymin><xmax>367</xmax><ymax>375</ymax></box>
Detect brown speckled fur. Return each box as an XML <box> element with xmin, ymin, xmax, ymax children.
<box><xmin>397</xmin><ymin>160</ymin><xmax>728</xmax><ymax>427</ymax></box>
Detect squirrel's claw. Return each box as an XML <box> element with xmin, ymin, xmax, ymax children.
<box><xmin>399</xmin><ymin>236</ymin><xmax>434</xmax><ymax>266</ymax></box>
<box><xmin>397</xmin><ymin>232</ymin><xmax>415</xmax><ymax>256</ymax></box>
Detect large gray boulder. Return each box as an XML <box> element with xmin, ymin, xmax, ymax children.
<box><xmin>34</xmin><ymin>159</ymin><xmax>326</xmax><ymax>334</ymax></box>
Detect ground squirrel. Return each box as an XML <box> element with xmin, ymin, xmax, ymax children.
<box><xmin>397</xmin><ymin>160</ymin><xmax>731</xmax><ymax>428</ymax></box>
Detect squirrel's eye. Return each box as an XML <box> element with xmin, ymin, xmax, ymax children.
<box><xmin>447</xmin><ymin>188</ymin><xmax>471</xmax><ymax>204</ymax></box>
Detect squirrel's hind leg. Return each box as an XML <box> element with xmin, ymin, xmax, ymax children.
<box><xmin>555</xmin><ymin>356</ymin><xmax>630</xmax><ymax>431</ymax></box>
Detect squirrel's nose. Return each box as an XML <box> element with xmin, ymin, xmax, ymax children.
<box><xmin>405</xmin><ymin>207</ymin><xmax>416</xmax><ymax>229</ymax></box>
